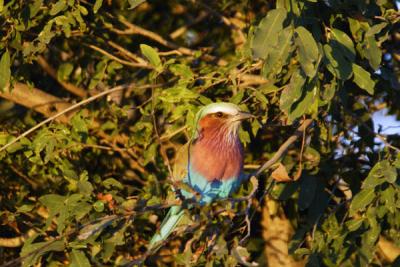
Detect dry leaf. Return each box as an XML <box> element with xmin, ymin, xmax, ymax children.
<box><xmin>271</xmin><ymin>163</ymin><xmax>292</xmax><ymax>182</ymax></box>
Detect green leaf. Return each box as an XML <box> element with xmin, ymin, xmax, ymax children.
<box><xmin>288</xmin><ymin>82</ymin><xmax>317</xmax><ymax>121</ymax></box>
<box><xmin>352</xmin><ymin>64</ymin><xmax>375</xmax><ymax>95</ymax></box>
<box><xmin>363</xmin><ymin>160</ymin><xmax>396</xmax><ymax>188</ymax></box>
<box><xmin>381</xmin><ymin>186</ymin><xmax>396</xmax><ymax>213</ymax></box>
<box><xmin>0</xmin><ymin>50</ymin><xmax>11</xmax><ymax>90</ymax></box>
<box><xmin>349</xmin><ymin>188</ymin><xmax>375</xmax><ymax>216</ymax></box>
<box><xmin>17</xmin><ymin>204</ymin><xmax>34</xmax><ymax>213</ymax></box>
<box><xmin>50</xmin><ymin>0</ymin><xmax>66</xmax><ymax>16</ymax></box>
<box><xmin>70</xmin><ymin>249</ymin><xmax>91</xmax><ymax>267</ymax></box>
<box><xmin>29</xmin><ymin>0</ymin><xmax>43</xmax><ymax>18</ymax></box>
<box><xmin>230</xmin><ymin>90</ymin><xmax>244</xmax><ymax>104</ymax></box>
<box><xmin>262</xmin><ymin>26</ymin><xmax>294</xmax><ymax>78</ymax></box>
<box><xmin>366</xmin><ymin>22</ymin><xmax>387</xmax><ymax>37</ymax></box>
<box><xmin>21</xmin><ymin>240</ymin><xmax>65</xmax><ymax>267</ymax></box>
<box><xmin>169</xmin><ymin>64</ymin><xmax>193</xmax><ymax>80</ymax></box>
<box><xmin>39</xmin><ymin>194</ymin><xmax>66</xmax><ymax>218</ymax></box>
<box><xmin>251</xmin><ymin>8</ymin><xmax>287</xmax><ymax>59</ymax></box>
<box><xmin>254</xmin><ymin>90</ymin><xmax>268</xmax><ymax>109</ymax></box>
<box><xmin>93</xmin><ymin>0</ymin><xmax>102</xmax><ymax>13</ymax></box>
<box><xmin>140</xmin><ymin>44</ymin><xmax>162</xmax><ymax>70</ymax></box>
<box><xmin>128</xmin><ymin>0</ymin><xmax>146</xmax><ymax>9</ymax></box>
<box><xmin>323</xmin><ymin>43</ymin><xmax>352</xmax><ymax>80</ymax></box>
<box><xmin>345</xmin><ymin>218</ymin><xmax>364</xmax><ymax>232</ymax></box>
<box><xmin>93</xmin><ymin>201</ymin><xmax>104</xmax><ymax>212</ymax></box>
<box><xmin>89</xmin><ymin>59</ymin><xmax>107</xmax><ymax>89</ymax></box>
<box><xmin>71</xmin><ymin>113</ymin><xmax>88</xmax><ymax>136</ymax></box>
<box><xmin>295</xmin><ymin>26</ymin><xmax>319</xmax><ymax>78</ymax></box>
<box><xmin>0</xmin><ymin>0</ymin><xmax>3</xmax><ymax>12</ymax></box>
<box><xmin>57</xmin><ymin>63</ymin><xmax>73</xmax><ymax>81</ymax></box>
<box><xmin>159</xmin><ymin>86</ymin><xmax>198</xmax><ymax>103</ymax></box>
<box><xmin>280</xmin><ymin>69</ymin><xmax>306</xmax><ymax>116</ymax></box>
<box><xmin>331</xmin><ymin>28</ymin><xmax>355</xmax><ymax>61</ymax></box>
<box><xmin>78</xmin><ymin>180</ymin><xmax>93</xmax><ymax>196</ymax></box>
<box><xmin>77</xmin><ymin>5</ymin><xmax>88</xmax><ymax>16</ymax></box>
<box><xmin>363</xmin><ymin>36</ymin><xmax>381</xmax><ymax>70</ymax></box>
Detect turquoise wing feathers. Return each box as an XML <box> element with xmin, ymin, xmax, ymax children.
<box><xmin>148</xmin><ymin>205</ymin><xmax>185</xmax><ymax>249</ymax></box>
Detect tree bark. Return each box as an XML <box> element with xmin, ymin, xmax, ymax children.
<box><xmin>262</xmin><ymin>197</ymin><xmax>306</xmax><ymax>267</ymax></box>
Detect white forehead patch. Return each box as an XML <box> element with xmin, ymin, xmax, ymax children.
<box><xmin>202</xmin><ymin>103</ymin><xmax>240</xmax><ymax>116</ymax></box>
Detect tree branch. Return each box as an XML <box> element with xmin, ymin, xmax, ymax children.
<box><xmin>87</xmin><ymin>44</ymin><xmax>152</xmax><ymax>69</ymax></box>
<box><xmin>36</xmin><ymin>56</ymin><xmax>88</xmax><ymax>98</ymax></box>
<box><xmin>114</xmin><ymin>16</ymin><xmax>195</xmax><ymax>56</ymax></box>
<box><xmin>254</xmin><ymin>119</ymin><xmax>313</xmax><ymax>176</ymax></box>
<box><xmin>0</xmin><ymin>83</ymin><xmax>73</xmax><ymax>123</ymax></box>
<box><xmin>0</xmin><ymin>84</ymin><xmax>130</xmax><ymax>152</ymax></box>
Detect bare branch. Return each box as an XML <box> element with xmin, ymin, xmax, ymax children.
<box><xmin>87</xmin><ymin>44</ymin><xmax>152</xmax><ymax>69</ymax></box>
<box><xmin>107</xmin><ymin>41</ymin><xmax>149</xmax><ymax>66</ymax></box>
<box><xmin>0</xmin><ymin>82</ymin><xmax>73</xmax><ymax>123</ymax></box>
<box><xmin>114</xmin><ymin>16</ymin><xmax>195</xmax><ymax>56</ymax></box>
<box><xmin>254</xmin><ymin>119</ymin><xmax>313</xmax><ymax>176</ymax></box>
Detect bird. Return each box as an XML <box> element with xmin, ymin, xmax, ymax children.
<box><xmin>149</xmin><ymin>102</ymin><xmax>254</xmax><ymax>249</ymax></box>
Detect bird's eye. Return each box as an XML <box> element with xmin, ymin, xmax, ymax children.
<box><xmin>216</xmin><ymin>112</ymin><xmax>224</xmax><ymax>118</ymax></box>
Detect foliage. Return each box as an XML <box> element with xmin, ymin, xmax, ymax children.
<box><xmin>0</xmin><ymin>0</ymin><xmax>399</xmax><ymax>266</ymax></box>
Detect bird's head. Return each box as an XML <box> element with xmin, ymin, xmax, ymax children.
<box><xmin>193</xmin><ymin>102</ymin><xmax>254</xmax><ymax>142</ymax></box>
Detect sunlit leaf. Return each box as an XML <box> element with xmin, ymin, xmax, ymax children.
<box><xmin>352</xmin><ymin>64</ymin><xmax>375</xmax><ymax>95</ymax></box>
<box><xmin>0</xmin><ymin>50</ymin><xmax>11</xmax><ymax>90</ymax></box>
<box><xmin>349</xmin><ymin>188</ymin><xmax>375</xmax><ymax>216</ymax></box>
<box><xmin>140</xmin><ymin>44</ymin><xmax>162</xmax><ymax>70</ymax></box>
<box><xmin>93</xmin><ymin>0</ymin><xmax>103</xmax><ymax>13</ymax></box>
<box><xmin>251</xmin><ymin>8</ymin><xmax>287</xmax><ymax>59</ymax></box>
<box><xmin>70</xmin><ymin>249</ymin><xmax>91</xmax><ymax>267</ymax></box>
<box><xmin>295</xmin><ymin>26</ymin><xmax>319</xmax><ymax>77</ymax></box>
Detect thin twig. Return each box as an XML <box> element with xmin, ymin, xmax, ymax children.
<box><xmin>160</xmin><ymin>125</ymin><xmax>189</xmax><ymax>141</ymax></box>
<box><xmin>254</xmin><ymin>119</ymin><xmax>313</xmax><ymax>176</ymax></box>
<box><xmin>151</xmin><ymin>87</ymin><xmax>174</xmax><ymax>178</ymax></box>
<box><xmin>87</xmin><ymin>44</ymin><xmax>152</xmax><ymax>69</ymax></box>
<box><xmin>115</xmin><ymin>16</ymin><xmax>195</xmax><ymax>56</ymax></box>
<box><xmin>107</xmin><ymin>41</ymin><xmax>149</xmax><ymax>66</ymax></box>
<box><xmin>9</xmin><ymin>165</ymin><xmax>39</xmax><ymax>189</ymax></box>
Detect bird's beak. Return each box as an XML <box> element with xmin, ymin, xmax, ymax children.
<box><xmin>234</xmin><ymin>111</ymin><xmax>255</xmax><ymax>121</ymax></box>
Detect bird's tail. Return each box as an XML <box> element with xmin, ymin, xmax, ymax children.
<box><xmin>148</xmin><ymin>205</ymin><xmax>185</xmax><ymax>251</ymax></box>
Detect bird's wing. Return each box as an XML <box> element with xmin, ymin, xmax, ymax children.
<box><xmin>148</xmin><ymin>205</ymin><xmax>185</xmax><ymax>251</ymax></box>
<box><xmin>172</xmin><ymin>141</ymin><xmax>190</xmax><ymax>182</ymax></box>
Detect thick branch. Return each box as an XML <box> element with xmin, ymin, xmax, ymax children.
<box><xmin>0</xmin><ymin>83</ymin><xmax>73</xmax><ymax>123</ymax></box>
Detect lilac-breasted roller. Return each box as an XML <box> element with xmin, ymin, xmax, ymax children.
<box><xmin>149</xmin><ymin>102</ymin><xmax>253</xmax><ymax>248</ymax></box>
